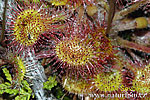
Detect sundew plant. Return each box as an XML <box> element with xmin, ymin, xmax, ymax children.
<box><xmin>0</xmin><ymin>0</ymin><xmax>150</xmax><ymax>100</ymax></box>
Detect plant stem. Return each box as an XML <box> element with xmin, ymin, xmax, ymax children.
<box><xmin>0</xmin><ymin>0</ymin><xmax>8</xmax><ymax>44</ymax></box>
<box><xmin>105</xmin><ymin>0</ymin><xmax>116</xmax><ymax>35</ymax></box>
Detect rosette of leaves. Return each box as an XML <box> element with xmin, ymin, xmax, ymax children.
<box><xmin>38</xmin><ymin>22</ymin><xmax>120</xmax><ymax>80</ymax></box>
<box><xmin>6</xmin><ymin>0</ymin><xmax>69</xmax><ymax>55</ymax></box>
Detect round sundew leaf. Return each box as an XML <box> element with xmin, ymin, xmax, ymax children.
<box><xmin>14</xmin><ymin>9</ymin><xmax>45</xmax><ymax>46</ymax></box>
<box><xmin>132</xmin><ymin>64</ymin><xmax>150</xmax><ymax>93</ymax></box>
<box><xmin>55</xmin><ymin>36</ymin><xmax>94</xmax><ymax>66</ymax></box>
<box><xmin>62</xmin><ymin>76</ymin><xmax>93</xmax><ymax>95</ymax></box>
<box><xmin>47</xmin><ymin>21</ymin><xmax>120</xmax><ymax>79</ymax></box>
<box><xmin>93</xmin><ymin>70</ymin><xmax>123</xmax><ymax>93</ymax></box>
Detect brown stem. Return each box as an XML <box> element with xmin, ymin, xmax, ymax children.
<box><xmin>0</xmin><ymin>0</ymin><xmax>8</xmax><ymax>44</ymax></box>
<box><xmin>73</xmin><ymin>95</ymin><xmax>77</xmax><ymax>100</ymax></box>
<box><xmin>0</xmin><ymin>59</ymin><xmax>7</xmax><ymax>66</ymax></box>
<box><xmin>117</xmin><ymin>37</ymin><xmax>150</xmax><ymax>53</ymax></box>
<box><xmin>105</xmin><ymin>0</ymin><xmax>116</xmax><ymax>35</ymax></box>
<box><xmin>41</xmin><ymin>58</ymin><xmax>47</xmax><ymax>66</ymax></box>
<box><xmin>0</xmin><ymin>46</ymin><xmax>7</xmax><ymax>59</ymax></box>
<box><xmin>113</xmin><ymin>0</ymin><xmax>147</xmax><ymax>21</ymax></box>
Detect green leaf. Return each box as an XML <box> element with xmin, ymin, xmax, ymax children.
<box><xmin>4</xmin><ymin>82</ymin><xmax>11</xmax><ymax>86</ymax></box>
<box><xmin>5</xmin><ymin>89</ymin><xmax>19</xmax><ymax>95</ymax></box>
<box><xmin>32</xmin><ymin>0</ymin><xmax>40</xmax><ymax>3</ymax></box>
<box><xmin>2</xmin><ymin>68</ymin><xmax>12</xmax><ymax>82</ymax></box>
<box><xmin>19</xmin><ymin>88</ymin><xmax>27</xmax><ymax>94</ymax></box>
<box><xmin>0</xmin><ymin>83</ymin><xmax>11</xmax><ymax>90</ymax></box>
<box><xmin>15</xmin><ymin>89</ymin><xmax>31</xmax><ymax>100</ymax></box>
<box><xmin>15</xmin><ymin>95</ymin><xmax>20</xmax><ymax>100</ymax></box>
<box><xmin>0</xmin><ymin>83</ymin><xmax>8</xmax><ymax>89</ymax></box>
<box><xmin>0</xmin><ymin>82</ymin><xmax>18</xmax><ymax>95</ymax></box>
<box><xmin>12</xmin><ymin>89</ymin><xmax>19</xmax><ymax>95</ymax></box>
<box><xmin>15</xmin><ymin>94</ymin><xmax>28</xmax><ymax>100</ymax></box>
<box><xmin>43</xmin><ymin>76</ymin><xmax>57</xmax><ymax>90</ymax></box>
<box><xmin>21</xmin><ymin>80</ymin><xmax>32</xmax><ymax>94</ymax></box>
<box><xmin>0</xmin><ymin>68</ymin><xmax>32</xmax><ymax>100</ymax></box>
<box><xmin>26</xmin><ymin>94</ymin><xmax>31</xmax><ymax>100</ymax></box>
<box><xmin>0</xmin><ymin>82</ymin><xmax>11</xmax><ymax>94</ymax></box>
<box><xmin>14</xmin><ymin>80</ymin><xmax>33</xmax><ymax>100</ymax></box>
<box><xmin>32</xmin><ymin>94</ymin><xmax>35</xmax><ymax>98</ymax></box>
<box><xmin>0</xmin><ymin>90</ymin><xmax>4</xmax><ymax>94</ymax></box>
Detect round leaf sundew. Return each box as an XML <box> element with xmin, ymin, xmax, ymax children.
<box><xmin>6</xmin><ymin>1</ymin><xmax>66</xmax><ymax>55</ymax></box>
<box><xmin>132</xmin><ymin>64</ymin><xmax>150</xmax><ymax>93</ymax></box>
<box><xmin>55</xmin><ymin>36</ymin><xmax>94</xmax><ymax>66</ymax></box>
<box><xmin>93</xmin><ymin>70</ymin><xmax>123</xmax><ymax>93</ymax></box>
<box><xmin>14</xmin><ymin>9</ymin><xmax>45</xmax><ymax>46</ymax></box>
<box><xmin>62</xmin><ymin>76</ymin><xmax>93</xmax><ymax>95</ymax></box>
<box><xmin>41</xmin><ymin>18</ymin><xmax>121</xmax><ymax>79</ymax></box>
